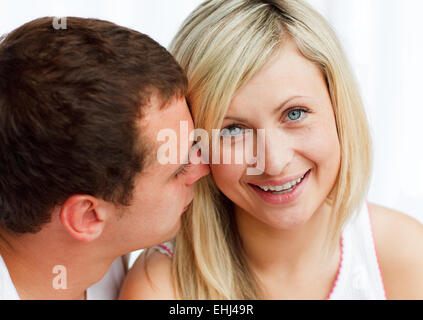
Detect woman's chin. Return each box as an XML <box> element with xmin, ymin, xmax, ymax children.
<box><xmin>258</xmin><ymin>209</ymin><xmax>314</xmax><ymax>231</ymax></box>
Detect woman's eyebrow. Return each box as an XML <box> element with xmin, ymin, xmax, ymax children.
<box><xmin>272</xmin><ymin>95</ymin><xmax>309</xmax><ymax>115</ymax></box>
<box><xmin>223</xmin><ymin>115</ymin><xmax>248</xmax><ymax>122</ymax></box>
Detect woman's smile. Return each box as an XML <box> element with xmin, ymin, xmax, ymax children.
<box><xmin>248</xmin><ymin>169</ymin><xmax>312</xmax><ymax>205</ymax></box>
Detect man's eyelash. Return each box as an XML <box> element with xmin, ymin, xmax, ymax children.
<box><xmin>175</xmin><ymin>164</ymin><xmax>191</xmax><ymax>177</ymax></box>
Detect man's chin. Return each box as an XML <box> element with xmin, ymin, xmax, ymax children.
<box><xmin>131</xmin><ymin>219</ymin><xmax>182</xmax><ymax>251</ymax></box>
<box><xmin>168</xmin><ymin>219</ymin><xmax>182</xmax><ymax>239</ymax></box>
<box><xmin>156</xmin><ymin>219</ymin><xmax>182</xmax><ymax>245</ymax></box>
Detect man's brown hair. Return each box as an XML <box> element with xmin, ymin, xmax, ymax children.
<box><xmin>0</xmin><ymin>17</ymin><xmax>187</xmax><ymax>233</ymax></box>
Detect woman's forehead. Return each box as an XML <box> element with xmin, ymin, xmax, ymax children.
<box><xmin>227</xmin><ymin>45</ymin><xmax>326</xmax><ymax>116</ymax></box>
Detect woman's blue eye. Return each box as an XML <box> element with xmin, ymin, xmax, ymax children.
<box><xmin>286</xmin><ymin>108</ymin><xmax>308</xmax><ymax>121</ymax></box>
<box><xmin>220</xmin><ymin>125</ymin><xmax>244</xmax><ymax>137</ymax></box>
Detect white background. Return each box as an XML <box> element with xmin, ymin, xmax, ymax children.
<box><xmin>1</xmin><ymin>0</ymin><xmax>422</xmax><ymax>225</ymax></box>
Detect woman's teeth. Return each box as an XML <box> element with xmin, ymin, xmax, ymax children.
<box><xmin>258</xmin><ymin>173</ymin><xmax>306</xmax><ymax>193</ymax></box>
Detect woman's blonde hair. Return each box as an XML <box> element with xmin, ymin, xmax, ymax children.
<box><xmin>169</xmin><ymin>0</ymin><xmax>372</xmax><ymax>299</ymax></box>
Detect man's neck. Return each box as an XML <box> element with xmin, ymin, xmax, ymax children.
<box><xmin>0</xmin><ymin>227</ymin><xmax>114</xmax><ymax>300</ymax></box>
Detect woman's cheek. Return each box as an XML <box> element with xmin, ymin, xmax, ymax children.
<box><xmin>298</xmin><ymin>124</ymin><xmax>341</xmax><ymax>195</ymax></box>
<box><xmin>294</xmin><ymin>119</ymin><xmax>340</xmax><ymax>163</ymax></box>
<box><xmin>211</xmin><ymin>162</ymin><xmax>245</xmax><ymax>195</ymax></box>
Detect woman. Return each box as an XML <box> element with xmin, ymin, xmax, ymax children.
<box><xmin>120</xmin><ymin>0</ymin><xmax>423</xmax><ymax>299</ymax></box>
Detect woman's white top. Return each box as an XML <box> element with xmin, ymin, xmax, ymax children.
<box><xmin>328</xmin><ymin>201</ymin><xmax>386</xmax><ymax>299</ymax></box>
<box><xmin>0</xmin><ymin>255</ymin><xmax>126</xmax><ymax>300</ymax></box>
<box><xmin>153</xmin><ymin>200</ymin><xmax>387</xmax><ymax>300</ymax></box>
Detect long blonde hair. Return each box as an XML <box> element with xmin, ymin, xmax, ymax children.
<box><xmin>169</xmin><ymin>0</ymin><xmax>372</xmax><ymax>299</ymax></box>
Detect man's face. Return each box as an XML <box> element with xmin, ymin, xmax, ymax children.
<box><xmin>107</xmin><ymin>94</ymin><xmax>209</xmax><ymax>252</ymax></box>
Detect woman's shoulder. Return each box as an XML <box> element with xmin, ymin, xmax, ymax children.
<box><xmin>368</xmin><ymin>202</ymin><xmax>423</xmax><ymax>299</ymax></box>
<box><xmin>118</xmin><ymin>248</ymin><xmax>176</xmax><ymax>300</ymax></box>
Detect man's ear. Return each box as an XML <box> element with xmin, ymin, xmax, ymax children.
<box><xmin>59</xmin><ymin>195</ymin><xmax>107</xmax><ymax>242</ymax></box>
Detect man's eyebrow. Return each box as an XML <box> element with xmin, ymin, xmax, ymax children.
<box><xmin>223</xmin><ymin>95</ymin><xmax>309</xmax><ymax>122</ymax></box>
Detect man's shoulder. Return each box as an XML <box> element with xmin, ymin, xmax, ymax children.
<box><xmin>87</xmin><ymin>256</ymin><xmax>127</xmax><ymax>300</ymax></box>
<box><xmin>0</xmin><ymin>253</ymin><xmax>20</xmax><ymax>299</ymax></box>
<box><xmin>368</xmin><ymin>202</ymin><xmax>423</xmax><ymax>299</ymax></box>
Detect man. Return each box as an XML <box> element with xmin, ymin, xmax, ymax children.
<box><xmin>0</xmin><ymin>17</ymin><xmax>209</xmax><ymax>299</ymax></box>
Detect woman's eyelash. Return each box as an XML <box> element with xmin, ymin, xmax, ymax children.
<box><xmin>284</xmin><ymin>107</ymin><xmax>310</xmax><ymax>122</ymax></box>
<box><xmin>220</xmin><ymin>125</ymin><xmax>246</xmax><ymax>137</ymax></box>
<box><xmin>220</xmin><ymin>107</ymin><xmax>310</xmax><ymax>136</ymax></box>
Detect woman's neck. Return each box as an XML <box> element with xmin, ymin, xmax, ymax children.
<box><xmin>235</xmin><ymin>201</ymin><xmax>337</xmax><ymax>277</ymax></box>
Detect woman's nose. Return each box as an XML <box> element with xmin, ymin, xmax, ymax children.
<box><xmin>262</xmin><ymin>129</ymin><xmax>294</xmax><ymax>176</ymax></box>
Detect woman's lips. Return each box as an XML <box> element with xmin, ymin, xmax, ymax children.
<box><xmin>249</xmin><ymin>169</ymin><xmax>309</xmax><ymax>187</ymax></box>
<box><xmin>248</xmin><ymin>169</ymin><xmax>311</xmax><ymax>205</ymax></box>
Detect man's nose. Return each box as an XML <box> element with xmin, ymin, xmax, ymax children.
<box><xmin>185</xmin><ymin>162</ymin><xmax>210</xmax><ymax>186</ymax></box>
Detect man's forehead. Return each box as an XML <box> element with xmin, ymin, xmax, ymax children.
<box><xmin>136</xmin><ymin>96</ymin><xmax>194</xmax><ymax>172</ymax></box>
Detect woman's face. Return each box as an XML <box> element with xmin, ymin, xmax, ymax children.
<box><xmin>210</xmin><ymin>38</ymin><xmax>341</xmax><ymax>230</ymax></box>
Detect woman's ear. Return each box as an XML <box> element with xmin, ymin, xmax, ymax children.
<box><xmin>59</xmin><ymin>195</ymin><xmax>107</xmax><ymax>242</ymax></box>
